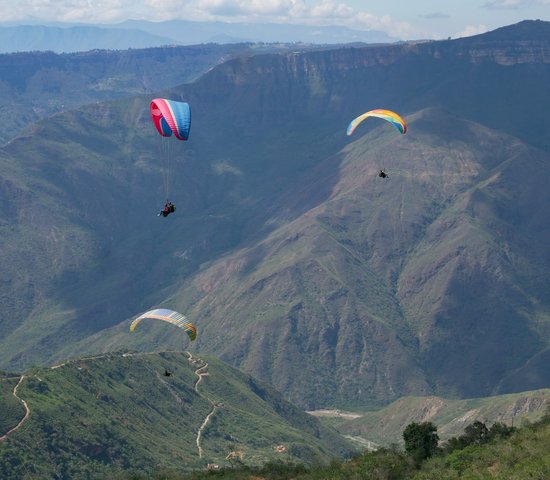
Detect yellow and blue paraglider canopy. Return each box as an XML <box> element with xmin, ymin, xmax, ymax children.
<box><xmin>130</xmin><ymin>308</ymin><xmax>197</xmax><ymax>341</ymax></box>
<box><xmin>346</xmin><ymin>109</ymin><xmax>407</xmax><ymax>136</ymax></box>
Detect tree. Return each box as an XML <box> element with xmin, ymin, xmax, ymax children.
<box><xmin>487</xmin><ymin>421</ymin><xmax>516</xmax><ymax>440</ymax></box>
<box><xmin>463</xmin><ymin>420</ymin><xmax>489</xmax><ymax>445</ymax></box>
<box><xmin>443</xmin><ymin>420</ymin><xmax>516</xmax><ymax>454</ymax></box>
<box><xmin>402</xmin><ymin>422</ymin><xmax>439</xmax><ymax>465</ymax></box>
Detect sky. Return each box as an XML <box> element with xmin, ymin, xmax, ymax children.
<box><xmin>0</xmin><ymin>0</ymin><xmax>548</xmax><ymax>40</ymax></box>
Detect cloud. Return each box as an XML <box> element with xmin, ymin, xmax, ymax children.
<box><xmin>0</xmin><ymin>0</ymin><xmax>192</xmax><ymax>23</ymax></box>
<box><xmin>0</xmin><ymin>0</ymin><xmax>426</xmax><ymax>40</ymax></box>
<box><xmin>421</xmin><ymin>12</ymin><xmax>450</xmax><ymax>19</ymax></box>
<box><xmin>190</xmin><ymin>0</ymin><xmax>421</xmax><ymax>39</ymax></box>
<box><xmin>347</xmin><ymin>12</ymin><xmax>416</xmax><ymax>39</ymax></box>
<box><xmin>482</xmin><ymin>0</ymin><xmax>550</xmax><ymax>8</ymax></box>
<box><xmin>455</xmin><ymin>24</ymin><xmax>489</xmax><ymax>38</ymax></box>
<box><xmin>195</xmin><ymin>0</ymin><xmax>302</xmax><ymax>17</ymax></box>
<box><xmin>309</xmin><ymin>0</ymin><xmax>354</xmax><ymax>19</ymax></box>
<box><xmin>196</xmin><ymin>0</ymin><xmax>357</xmax><ymax>23</ymax></box>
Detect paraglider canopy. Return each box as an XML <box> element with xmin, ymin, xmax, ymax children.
<box><xmin>150</xmin><ymin>98</ymin><xmax>191</xmax><ymax>203</ymax></box>
<box><xmin>346</xmin><ymin>109</ymin><xmax>407</xmax><ymax>136</ymax></box>
<box><xmin>150</xmin><ymin>98</ymin><xmax>191</xmax><ymax>141</ymax></box>
<box><xmin>130</xmin><ymin>308</ymin><xmax>197</xmax><ymax>342</ymax></box>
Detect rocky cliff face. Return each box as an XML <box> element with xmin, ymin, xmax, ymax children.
<box><xmin>203</xmin><ymin>19</ymin><xmax>550</xmax><ymax>88</ymax></box>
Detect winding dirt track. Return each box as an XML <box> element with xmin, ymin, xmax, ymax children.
<box><xmin>194</xmin><ymin>363</ymin><xmax>209</xmax><ymax>393</ymax></box>
<box><xmin>0</xmin><ymin>375</ymin><xmax>30</xmax><ymax>442</ymax></box>
<box><xmin>196</xmin><ymin>403</ymin><xmax>218</xmax><ymax>458</ymax></box>
<box><xmin>187</xmin><ymin>352</ymin><xmax>220</xmax><ymax>458</ymax></box>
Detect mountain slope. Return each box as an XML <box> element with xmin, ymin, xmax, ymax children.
<box><xmin>313</xmin><ymin>389</ymin><xmax>550</xmax><ymax>446</ymax></box>
<box><xmin>0</xmin><ymin>352</ymin><xmax>352</xmax><ymax>478</ymax></box>
<box><xmin>0</xmin><ymin>21</ymin><xmax>550</xmax><ymax>408</ymax></box>
<box><xmin>67</xmin><ymin>108</ymin><xmax>550</xmax><ymax>408</ymax></box>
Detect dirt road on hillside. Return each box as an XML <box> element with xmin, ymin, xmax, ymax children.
<box><xmin>0</xmin><ymin>375</ymin><xmax>30</xmax><ymax>442</ymax></box>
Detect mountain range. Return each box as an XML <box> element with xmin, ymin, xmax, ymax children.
<box><xmin>0</xmin><ymin>42</ymin><xmax>319</xmax><ymax>145</ymax></box>
<box><xmin>0</xmin><ymin>21</ymin><xmax>396</xmax><ymax>54</ymax></box>
<box><xmin>116</xmin><ymin>19</ymin><xmax>397</xmax><ymax>45</ymax></box>
<box><xmin>0</xmin><ymin>20</ymin><xmax>549</xmax><ymax>412</ymax></box>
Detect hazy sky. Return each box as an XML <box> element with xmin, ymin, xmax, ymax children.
<box><xmin>0</xmin><ymin>0</ymin><xmax>548</xmax><ymax>39</ymax></box>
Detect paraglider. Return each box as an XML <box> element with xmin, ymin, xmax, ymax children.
<box><xmin>346</xmin><ymin>109</ymin><xmax>406</xmax><ymax>178</ymax></box>
<box><xmin>150</xmin><ymin>98</ymin><xmax>191</xmax><ymax>217</ymax></box>
<box><xmin>130</xmin><ymin>308</ymin><xmax>197</xmax><ymax>342</ymax></box>
<box><xmin>346</xmin><ymin>109</ymin><xmax>407</xmax><ymax>136</ymax></box>
<box><xmin>159</xmin><ymin>200</ymin><xmax>176</xmax><ymax>218</ymax></box>
<box><xmin>158</xmin><ymin>201</ymin><xmax>176</xmax><ymax>217</ymax></box>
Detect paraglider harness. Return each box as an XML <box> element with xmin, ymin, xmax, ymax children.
<box><xmin>378</xmin><ymin>169</ymin><xmax>389</xmax><ymax>179</ymax></box>
<box><xmin>159</xmin><ymin>201</ymin><xmax>176</xmax><ymax>217</ymax></box>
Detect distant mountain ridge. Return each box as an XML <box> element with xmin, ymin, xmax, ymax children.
<box><xmin>0</xmin><ymin>24</ymin><xmax>176</xmax><ymax>53</ymax></box>
<box><xmin>116</xmin><ymin>19</ymin><xmax>397</xmax><ymax>45</ymax></box>
<box><xmin>0</xmin><ymin>20</ymin><xmax>397</xmax><ymax>54</ymax></box>
<box><xmin>0</xmin><ymin>20</ymin><xmax>549</xmax><ymax>410</ymax></box>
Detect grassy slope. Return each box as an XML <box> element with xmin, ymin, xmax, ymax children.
<box><xmin>0</xmin><ymin>352</ymin><xmax>352</xmax><ymax>479</ymax></box>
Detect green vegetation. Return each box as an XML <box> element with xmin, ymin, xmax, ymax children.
<box><xmin>417</xmin><ymin>413</ymin><xmax>550</xmax><ymax>479</ymax></box>
<box><xmin>0</xmin><ymin>352</ymin><xmax>352</xmax><ymax>479</ymax></box>
<box><xmin>121</xmin><ymin>408</ymin><xmax>550</xmax><ymax>479</ymax></box>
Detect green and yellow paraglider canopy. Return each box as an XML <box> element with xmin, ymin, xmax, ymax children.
<box><xmin>346</xmin><ymin>109</ymin><xmax>407</xmax><ymax>136</ymax></box>
<box><xmin>130</xmin><ymin>308</ymin><xmax>197</xmax><ymax>342</ymax></box>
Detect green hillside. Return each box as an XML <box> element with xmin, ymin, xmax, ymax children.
<box><xmin>4</xmin><ymin>353</ymin><xmax>548</xmax><ymax>479</ymax></box>
<box><xmin>0</xmin><ymin>351</ymin><xmax>352</xmax><ymax>479</ymax></box>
